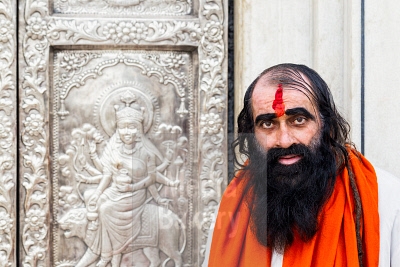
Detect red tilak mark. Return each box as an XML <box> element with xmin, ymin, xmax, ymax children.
<box><xmin>272</xmin><ymin>84</ymin><xmax>285</xmax><ymax>117</ymax></box>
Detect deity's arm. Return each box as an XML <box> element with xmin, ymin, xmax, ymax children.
<box><xmin>86</xmin><ymin>139</ymin><xmax>103</xmax><ymax>170</ymax></box>
<box><xmin>156</xmin><ymin>158</ymin><xmax>170</xmax><ymax>173</ymax></box>
<box><xmin>76</xmin><ymin>173</ymin><xmax>102</xmax><ymax>184</ymax></box>
<box><xmin>87</xmin><ymin>171</ymin><xmax>111</xmax><ymax>207</ymax></box>
<box><xmin>148</xmin><ymin>183</ymin><xmax>163</xmax><ymax>203</ymax></box>
<box><xmin>93</xmin><ymin>172</ymin><xmax>112</xmax><ymax>195</ymax></box>
<box><xmin>82</xmin><ymin>162</ymin><xmax>102</xmax><ymax>176</ymax></box>
<box><xmin>156</xmin><ymin>172</ymin><xmax>178</xmax><ymax>187</ymax></box>
<box><xmin>129</xmin><ymin>172</ymin><xmax>177</xmax><ymax>191</ymax></box>
<box><xmin>89</xmin><ymin>152</ymin><xmax>103</xmax><ymax>171</ymax></box>
<box><xmin>147</xmin><ymin>152</ymin><xmax>157</xmax><ymax>184</ymax></box>
<box><xmin>130</xmin><ymin>176</ymin><xmax>153</xmax><ymax>191</ymax></box>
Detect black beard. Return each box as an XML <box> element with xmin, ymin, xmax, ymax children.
<box><xmin>246</xmin><ymin>140</ymin><xmax>337</xmax><ymax>252</ymax></box>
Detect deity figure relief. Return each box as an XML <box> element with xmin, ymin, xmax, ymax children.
<box><xmin>59</xmin><ymin>90</ymin><xmax>184</xmax><ymax>267</ymax></box>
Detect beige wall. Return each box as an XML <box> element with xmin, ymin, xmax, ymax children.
<box><xmin>364</xmin><ymin>1</ymin><xmax>400</xmax><ymax>176</ymax></box>
<box><xmin>235</xmin><ymin>0</ymin><xmax>400</xmax><ymax>177</ymax></box>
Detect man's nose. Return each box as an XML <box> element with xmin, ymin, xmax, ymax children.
<box><xmin>275</xmin><ymin>124</ymin><xmax>296</xmax><ymax>148</ymax></box>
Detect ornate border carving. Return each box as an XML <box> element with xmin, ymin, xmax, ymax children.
<box><xmin>0</xmin><ymin>0</ymin><xmax>16</xmax><ymax>266</ymax></box>
<box><xmin>47</xmin><ymin>19</ymin><xmax>202</xmax><ymax>45</ymax></box>
<box><xmin>197</xmin><ymin>0</ymin><xmax>226</xmax><ymax>263</ymax></box>
<box><xmin>20</xmin><ymin>0</ymin><xmax>227</xmax><ymax>265</ymax></box>
<box><xmin>53</xmin><ymin>0</ymin><xmax>193</xmax><ymax>17</ymax></box>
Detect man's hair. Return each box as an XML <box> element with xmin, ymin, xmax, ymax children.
<box><xmin>233</xmin><ymin>63</ymin><xmax>352</xmax><ymax>171</ymax></box>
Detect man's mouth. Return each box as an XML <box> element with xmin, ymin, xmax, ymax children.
<box><xmin>278</xmin><ymin>154</ymin><xmax>302</xmax><ymax>165</ymax></box>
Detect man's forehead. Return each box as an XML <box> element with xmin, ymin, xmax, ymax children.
<box><xmin>251</xmin><ymin>77</ymin><xmax>315</xmax><ymax>114</ymax></box>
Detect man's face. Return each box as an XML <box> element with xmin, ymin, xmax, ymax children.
<box><xmin>252</xmin><ymin>79</ymin><xmax>321</xmax><ymax>165</ymax></box>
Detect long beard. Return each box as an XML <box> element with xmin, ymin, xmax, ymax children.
<box><xmin>246</xmin><ymin>138</ymin><xmax>337</xmax><ymax>252</ymax></box>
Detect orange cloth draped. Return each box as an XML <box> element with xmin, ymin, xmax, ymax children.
<box><xmin>207</xmin><ymin>150</ymin><xmax>379</xmax><ymax>267</ymax></box>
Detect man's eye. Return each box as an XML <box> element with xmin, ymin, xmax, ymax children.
<box><xmin>261</xmin><ymin>121</ymin><xmax>273</xmax><ymax>129</ymax></box>
<box><xmin>293</xmin><ymin>117</ymin><xmax>306</xmax><ymax>125</ymax></box>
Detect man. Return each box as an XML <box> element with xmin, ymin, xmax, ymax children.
<box><xmin>203</xmin><ymin>63</ymin><xmax>400</xmax><ymax>266</ymax></box>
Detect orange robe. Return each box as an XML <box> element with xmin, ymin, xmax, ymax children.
<box><xmin>208</xmin><ymin>149</ymin><xmax>379</xmax><ymax>267</ymax></box>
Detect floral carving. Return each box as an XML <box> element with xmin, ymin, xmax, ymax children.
<box><xmin>198</xmin><ymin>0</ymin><xmax>227</xmax><ymax>264</ymax></box>
<box><xmin>23</xmin><ymin>113</ymin><xmax>45</xmax><ymax>137</ymax></box>
<box><xmin>0</xmin><ymin>19</ymin><xmax>14</xmax><ymax>43</ymax></box>
<box><xmin>146</xmin><ymin>52</ymin><xmax>187</xmax><ymax>81</ymax></box>
<box><xmin>103</xmin><ymin>21</ymin><xmax>149</xmax><ymax>43</ymax></box>
<box><xmin>204</xmin><ymin>21</ymin><xmax>223</xmax><ymax>42</ymax></box>
<box><xmin>0</xmin><ymin>0</ymin><xmax>15</xmax><ymax>266</ymax></box>
<box><xmin>47</xmin><ymin>19</ymin><xmax>201</xmax><ymax>45</ymax></box>
<box><xmin>21</xmin><ymin>1</ymin><xmax>50</xmax><ymax>266</ymax></box>
<box><xmin>200</xmin><ymin>113</ymin><xmax>223</xmax><ymax>135</ymax></box>
<box><xmin>26</xmin><ymin>16</ymin><xmax>48</xmax><ymax>40</ymax></box>
<box><xmin>163</xmin><ymin>53</ymin><xmax>186</xmax><ymax>70</ymax></box>
<box><xmin>59</xmin><ymin>52</ymin><xmax>100</xmax><ymax>82</ymax></box>
<box><xmin>25</xmin><ymin>209</ymin><xmax>46</xmax><ymax>232</ymax></box>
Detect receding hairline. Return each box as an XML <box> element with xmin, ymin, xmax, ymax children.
<box><xmin>250</xmin><ymin>67</ymin><xmax>323</xmax><ymax>126</ymax></box>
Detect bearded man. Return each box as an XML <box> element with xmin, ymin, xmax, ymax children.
<box><xmin>203</xmin><ymin>63</ymin><xmax>400</xmax><ymax>267</ymax></box>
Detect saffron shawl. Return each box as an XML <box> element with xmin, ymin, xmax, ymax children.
<box><xmin>207</xmin><ymin>150</ymin><xmax>379</xmax><ymax>266</ymax></box>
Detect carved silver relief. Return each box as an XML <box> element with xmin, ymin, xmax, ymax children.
<box><xmin>0</xmin><ymin>0</ymin><xmax>16</xmax><ymax>266</ymax></box>
<box><xmin>53</xmin><ymin>50</ymin><xmax>193</xmax><ymax>266</ymax></box>
<box><xmin>53</xmin><ymin>0</ymin><xmax>192</xmax><ymax>16</ymax></box>
<box><xmin>20</xmin><ymin>0</ymin><xmax>227</xmax><ymax>265</ymax></box>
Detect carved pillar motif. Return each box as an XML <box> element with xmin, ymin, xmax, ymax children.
<box><xmin>19</xmin><ymin>0</ymin><xmax>227</xmax><ymax>266</ymax></box>
<box><xmin>0</xmin><ymin>0</ymin><xmax>16</xmax><ymax>266</ymax></box>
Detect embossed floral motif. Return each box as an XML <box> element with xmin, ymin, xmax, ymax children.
<box><xmin>200</xmin><ymin>58</ymin><xmax>218</xmax><ymax>73</ymax></box>
<box><xmin>0</xmin><ymin>117</ymin><xmax>11</xmax><ymax>139</ymax></box>
<box><xmin>26</xmin><ymin>16</ymin><xmax>48</xmax><ymax>40</ymax></box>
<box><xmin>60</xmin><ymin>54</ymin><xmax>83</xmax><ymax>72</ymax></box>
<box><xmin>200</xmin><ymin>113</ymin><xmax>223</xmax><ymax>135</ymax></box>
<box><xmin>204</xmin><ymin>21</ymin><xmax>223</xmax><ymax>42</ymax></box>
<box><xmin>164</xmin><ymin>54</ymin><xmax>185</xmax><ymax>70</ymax></box>
<box><xmin>0</xmin><ymin>211</ymin><xmax>13</xmax><ymax>234</ymax></box>
<box><xmin>23</xmin><ymin>113</ymin><xmax>44</xmax><ymax>137</ymax></box>
<box><xmin>0</xmin><ymin>19</ymin><xmax>14</xmax><ymax>43</ymax></box>
<box><xmin>25</xmin><ymin>209</ymin><xmax>46</xmax><ymax>231</ymax></box>
<box><xmin>103</xmin><ymin>21</ymin><xmax>149</xmax><ymax>43</ymax></box>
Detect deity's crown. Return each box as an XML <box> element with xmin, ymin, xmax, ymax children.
<box><xmin>115</xmin><ymin>91</ymin><xmax>144</xmax><ymax>124</ymax></box>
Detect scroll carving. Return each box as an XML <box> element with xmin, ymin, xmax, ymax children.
<box><xmin>198</xmin><ymin>0</ymin><xmax>226</xmax><ymax>262</ymax></box>
<box><xmin>20</xmin><ymin>0</ymin><xmax>50</xmax><ymax>266</ymax></box>
<box><xmin>47</xmin><ymin>19</ymin><xmax>201</xmax><ymax>45</ymax></box>
<box><xmin>0</xmin><ymin>0</ymin><xmax>16</xmax><ymax>266</ymax></box>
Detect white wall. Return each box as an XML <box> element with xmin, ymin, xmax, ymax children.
<box><xmin>364</xmin><ymin>1</ymin><xmax>400</xmax><ymax>176</ymax></box>
<box><xmin>235</xmin><ymin>0</ymin><xmax>400</xmax><ymax>177</ymax></box>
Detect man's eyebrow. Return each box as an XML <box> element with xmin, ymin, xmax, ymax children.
<box><xmin>254</xmin><ymin>113</ymin><xmax>276</xmax><ymax>124</ymax></box>
<box><xmin>285</xmin><ymin>107</ymin><xmax>316</xmax><ymax>120</ymax></box>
